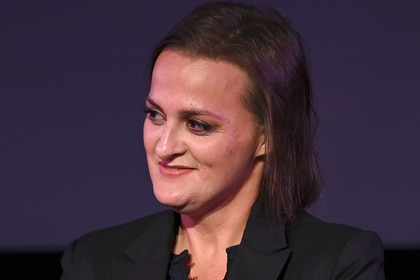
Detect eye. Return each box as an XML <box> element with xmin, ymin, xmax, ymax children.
<box><xmin>186</xmin><ymin>119</ymin><xmax>213</xmax><ymax>135</ymax></box>
<box><xmin>144</xmin><ymin>108</ymin><xmax>165</xmax><ymax>125</ymax></box>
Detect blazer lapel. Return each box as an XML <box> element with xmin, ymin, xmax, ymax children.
<box><xmin>226</xmin><ymin>208</ymin><xmax>291</xmax><ymax>279</ymax></box>
<box><xmin>109</xmin><ymin>206</ymin><xmax>290</xmax><ymax>279</ymax></box>
<box><xmin>112</xmin><ymin>211</ymin><xmax>178</xmax><ymax>280</ymax></box>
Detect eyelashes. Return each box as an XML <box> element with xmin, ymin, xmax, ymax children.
<box><xmin>144</xmin><ymin>107</ymin><xmax>215</xmax><ymax>135</ymax></box>
<box><xmin>144</xmin><ymin>108</ymin><xmax>165</xmax><ymax>125</ymax></box>
<box><xmin>186</xmin><ymin>119</ymin><xmax>214</xmax><ymax>135</ymax></box>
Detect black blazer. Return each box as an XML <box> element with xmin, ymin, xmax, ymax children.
<box><xmin>60</xmin><ymin>207</ymin><xmax>384</xmax><ymax>279</ymax></box>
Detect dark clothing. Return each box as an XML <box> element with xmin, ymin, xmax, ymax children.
<box><xmin>61</xmin><ymin>207</ymin><xmax>384</xmax><ymax>279</ymax></box>
<box><xmin>168</xmin><ymin>246</ymin><xmax>238</xmax><ymax>279</ymax></box>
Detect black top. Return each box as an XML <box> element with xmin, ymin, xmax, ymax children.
<box><xmin>168</xmin><ymin>246</ymin><xmax>238</xmax><ymax>280</ymax></box>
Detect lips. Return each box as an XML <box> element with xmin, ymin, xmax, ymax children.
<box><xmin>158</xmin><ymin>162</ymin><xmax>195</xmax><ymax>177</ymax></box>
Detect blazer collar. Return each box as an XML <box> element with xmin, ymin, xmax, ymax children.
<box><xmin>113</xmin><ymin>203</ymin><xmax>290</xmax><ymax>280</ymax></box>
<box><xmin>112</xmin><ymin>211</ymin><xmax>178</xmax><ymax>280</ymax></box>
<box><xmin>226</xmin><ymin>205</ymin><xmax>291</xmax><ymax>279</ymax></box>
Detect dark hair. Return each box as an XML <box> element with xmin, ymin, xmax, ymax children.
<box><xmin>150</xmin><ymin>2</ymin><xmax>322</xmax><ymax>222</ymax></box>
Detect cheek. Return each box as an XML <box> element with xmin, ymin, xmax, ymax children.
<box><xmin>197</xmin><ymin>136</ymin><xmax>239</xmax><ymax>168</ymax></box>
<box><xmin>143</xmin><ymin>122</ymin><xmax>156</xmax><ymax>152</ymax></box>
<box><xmin>225</xmin><ymin>134</ymin><xmax>242</xmax><ymax>155</ymax></box>
<box><xmin>223</xmin><ymin>129</ymin><xmax>247</xmax><ymax>156</ymax></box>
<box><xmin>222</xmin><ymin>133</ymin><xmax>258</xmax><ymax>171</ymax></box>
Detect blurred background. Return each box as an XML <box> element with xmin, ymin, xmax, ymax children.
<box><xmin>1</xmin><ymin>0</ymin><xmax>419</xmax><ymax>278</ymax></box>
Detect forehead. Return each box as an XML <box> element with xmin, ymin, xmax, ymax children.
<box><xmin>150</xmin><ymin>50</ymin><xmax>250</xmax><ymax>110</ymax></box>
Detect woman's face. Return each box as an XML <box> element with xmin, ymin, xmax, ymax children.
<box><xmin>143</xmin><ymin>50</ymin><xmax>265</xmax><ymax>218</ymax></box>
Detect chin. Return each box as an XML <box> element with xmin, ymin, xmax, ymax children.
<box><xmin>153</xmin><ymin>190</ymin><xmax>188</xmax><ymax>210</ymax></box>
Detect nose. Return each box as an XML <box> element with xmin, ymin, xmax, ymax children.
<box><xmin>155</xmin><ymin>123</ymin><xmax>186</xmax><ymax>160</ymax></box>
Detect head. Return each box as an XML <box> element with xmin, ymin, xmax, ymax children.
<box><xmin>149</xmin><ymin>2</ymin><xmax>321</xmax><ymax>222</ymax></box>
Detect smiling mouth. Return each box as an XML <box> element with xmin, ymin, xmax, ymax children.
<box><xmin>158</xmin><ymin>162</ymin><xmax>194</xmax><ymax>177</ymax></box>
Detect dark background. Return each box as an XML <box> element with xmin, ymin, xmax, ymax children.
<box><xmin>1</xmin><ymin>0</ymin><xmax>419</xmax><ymax>278</ymax></box>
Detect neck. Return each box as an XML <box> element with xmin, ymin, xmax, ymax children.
<box><xmin>173</xmin><ymin>159</ymin><xmax>264</xmax><ymax>254</ymax></box>
<box><xmin>173</xmin><ymin>200</ymin><xmax>255</xmax><ymax>256</ymax></box>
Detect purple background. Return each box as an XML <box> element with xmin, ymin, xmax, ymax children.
<box><xmin>1</xmin><ymin>0</ymin><xmax>419</xmax><ymax>251</ymax></box>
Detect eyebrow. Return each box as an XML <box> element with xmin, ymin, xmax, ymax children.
<box><xmin>146</xmin><ymin>96</ymin><xmax>228</xmax><ymax>122</ymax></box>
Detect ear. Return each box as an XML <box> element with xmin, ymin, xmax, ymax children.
<box><xmin>255</xmin><ymin>133</ymin><xmax>266</xmax><ymax>157</ymax></box>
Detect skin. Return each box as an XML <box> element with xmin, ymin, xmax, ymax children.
<box><xmin>143</xmin><ymin>50</ymin><xmax>266</xmax><ymax>279</ymax></box>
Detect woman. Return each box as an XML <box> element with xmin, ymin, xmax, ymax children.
<box><xmin>61</xmin><ymin>2</ymin><xmax>384</xmax><ymax>279</ymax></box>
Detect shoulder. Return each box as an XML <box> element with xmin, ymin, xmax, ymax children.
<box><xmin>288</xmin><ymin>211</ymin><xmax>382</xmax><ymax>248</ymax></box>
<box><xmin>60</xmin><ymin>210</ymin><xmax>174</xmax><ymax>279</ymax></box>
<box><xmin>72</xmin><ymin>210</ymin><xmax>173</xmax><ymax>253</ymax></box>
<box><xmin>285</xmin><ymin>211</ymin><xmax>384</xmax><ymax>279</ymax></box>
